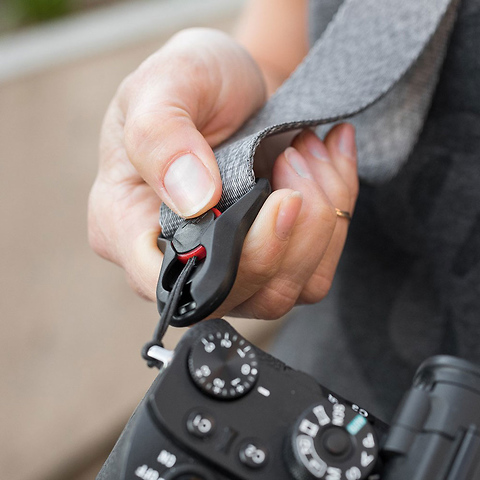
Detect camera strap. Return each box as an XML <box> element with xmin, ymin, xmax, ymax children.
<box><xmin>148</xmin><ymin>0</ymin><xmax>462</xmax><ymax>351</ymax></box>
<box><xmin>159</xmin><ymin>0</ymin><xmax>461</xmax><ymax>239</ymax></box>
<box><xmin>142</xmin><ymin>256</ymin><xmax>197</xmax><ymax>367</ymax></box>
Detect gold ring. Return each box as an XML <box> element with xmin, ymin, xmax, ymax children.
<box><xmin>335</xmin><ymin>208</ymin><xmax>352</xmax><ymax>221</ymax></box>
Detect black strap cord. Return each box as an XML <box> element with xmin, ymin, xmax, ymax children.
<box><xmin>142</xmin><ymin>256</ymin><xmax>197</xmax><ymax>368</ymax></box>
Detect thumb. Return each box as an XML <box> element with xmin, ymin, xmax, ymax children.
<box><xmin>124</xmin><ymin>106</ymin><xmax>222</xmax><ymax>218</ymax></box>
<box><xmin>117</xmin><ymin>28</ymin><xmax>266</xmax><ymax>218</ymax></box>
<box><xmin>119</xmin><ymin>32</ymin><xmax>229</xmax><ymax>218</ymax></box>
<box><xmin>122</xmin><ymin>101</ymin><xmax>222</xmax><ymax>218</ymax></box>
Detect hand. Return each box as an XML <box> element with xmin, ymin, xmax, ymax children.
<box><xmin>221</xmin><ymin>123</ymin><xmax>358</xmax><ymax>319</ymax></box>
<box><xmin>88</xmin><ymin>28</ymin><xmax>266</xmax><ymax>298</ymax></box>
<box><xmin>88</xmin><ymin>27</ymin><xmax>358</xmax><ymax>319</ymax></box>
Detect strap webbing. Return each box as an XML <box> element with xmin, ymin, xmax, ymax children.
<box><xmin>160</xmin><ymin>0</ymin><xmax>460</xmax><ymax>239</ymax></box>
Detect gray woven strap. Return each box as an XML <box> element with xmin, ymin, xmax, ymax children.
<box><xmin>161</xmin><ymin>0</ymin><xmax>460</xmax><ymax>239</ymax></box>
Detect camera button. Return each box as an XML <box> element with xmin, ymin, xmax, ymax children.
<box><xmin>186</xmin><ymin>410</ymin><xmax>216</xmax><ymax>438</ymax></box>
<box><xmin>238</xmin><ymin>439</ymin><xmax>269</xmax><ymax>469</ymax></box>
<box><xmin>322</xmin><ymin>428</ymin><xmax>352</xmax><ymax>457</ymax></box>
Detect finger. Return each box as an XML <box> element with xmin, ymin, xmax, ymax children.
<box><xmin>116</xmin><ymin>29</ymin><xmax>265</xmax><ymax>219</ymax></box>
<box><xmin>288</xmin><ymin>126</ymin><xmax>358</xmax><ymax>304</ymax></box>
<box><xmin>88</xmin><ymin>178</ymin><xmax>162</xmax><ymax>301</ymax></box>
<box><xmin>126</xmin><ymin>226</ymin><xmax>163</xmax><ymax>301</ymax></box>
<box><xmin>233</xmin><ymin>147</ymin><xmax>337</xmax><ymax>319</ymax></box>
<box><xmin>324</xmin><ymin>123</ymin><xmax>359</xmax><ymax>211</ymax></box>
<box><xmin>213</xmin><ymin>188</ymin><xmax>303</xmax><ymax>318</ymax></box>
<box><xmin>121</xmin><ymin>85</ymin><xmax>223</xmax><ymax>220</ymax></box>
<box><xmin>292</xmin><ymin>126</ymin><xmax>357</xmax><ymax>212</ymax></box>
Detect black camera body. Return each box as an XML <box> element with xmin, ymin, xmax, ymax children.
<box><xmin>97</xmin><ymin>319</ymin><xmax>480</xmax><ymax>480</ymax></box>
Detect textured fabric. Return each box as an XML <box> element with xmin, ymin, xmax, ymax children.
<box><xmin>307</xmin><ymin>0</ymin><xmax>343</xmax><ymax>45</ymax></box>
<box><xmin>271</xmin><ymin>0</ymin><xmax>480</xmax><ymax>422</ymax></box>
<box><xmin>160</xmin><ymin>0</ymin><xmax>460</xmax><ymax>238</ymax></box>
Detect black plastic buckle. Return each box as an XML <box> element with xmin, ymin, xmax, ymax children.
<box><xmin>156</xmin><ymin>178</ymin><xmax>271</xmax><ymax>327</ymax></box>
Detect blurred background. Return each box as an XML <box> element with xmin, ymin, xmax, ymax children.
<box><xmin>0</xmin><ymin>1</ymin><xmax>280</xmax><ymax>478</ymax></box>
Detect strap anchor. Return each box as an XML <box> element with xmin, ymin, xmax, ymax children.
<box><xmin>156</xmin><ymin>178</ymin><xmax>271</xmax><ymax>327</ymax></box>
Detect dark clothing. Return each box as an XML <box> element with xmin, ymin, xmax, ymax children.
<box><xmin>272</xmin><ymin>0</ymin><xmax>480</xmax><ymax>421</ymax></box>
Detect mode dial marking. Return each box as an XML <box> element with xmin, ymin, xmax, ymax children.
<box><xmin>287</xmin><ymin>397</ymin><xmax>378</xmax><ymax>480</ymax></box>
<box><xmin>188</xmin><ymin>331</ymin><xmax>259</xmax><ymax>399</ymax></box>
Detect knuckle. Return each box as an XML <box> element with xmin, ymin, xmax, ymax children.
<box><xmin>246</xmin><ymin>251</ymin><xmax>279</xmax><ymax>282</ymax></box>
<box><xmin>117</xmin><ymin>70</ymin><xmax>137</xmax><ymax>102</ymax></box>
<box><xmin>118</xmin><ymin>52</ymin><xmax>162</xmax><ymax>99</ymax></box>
<box><xmin>247</xmin><ymin>263</ymin><xmax>272</xmax><ymax>287</ymax></box>
<box><xmin>250</xmin><ymin>282</ymin><xmax>299</xmax><ymax>320</ymax></box>
<box><xmin>300</xmin><ymin>273</ymin><xmax>333</xmax><ymax>305</ymax></box>
<box><xmin>124</xmin><ymin>111</ymin><xmax>161</xmax><ymax>160</ymax></box>
<box><xmin>240</xmin><ymin>244</ymin><xmax>284</xmax><ymax>288</ymax></box>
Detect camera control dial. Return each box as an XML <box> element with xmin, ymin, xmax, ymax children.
<box><xmin>188</xmin><ymin>331</ymin><xmax>259</xmax><ymax>399</ymax></box>
<box><xmin>287</xmin><ymin>396</ymin><xmax>378</xmax><ymax>480</ymax></box>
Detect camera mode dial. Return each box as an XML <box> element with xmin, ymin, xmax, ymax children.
<box><xmin>287</xmin><ymin>396</ymin><xmax>378</xmax><ymax>480</ymax></box>
<box><xmin>188</xmin><ymin>331</ymin><xmax>259</xmax><ymax>399</ymax></box>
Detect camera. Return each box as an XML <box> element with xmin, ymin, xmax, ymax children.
<box><xmin>97</xmin><ymin>318</ymin><xmax>480</xmax><ymax>480</ymax></box>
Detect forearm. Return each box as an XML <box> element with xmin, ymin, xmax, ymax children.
<box><xmin>235</xmin><ymin>0</ymin><xmax>309</xmax><ymax>95</ymax></box>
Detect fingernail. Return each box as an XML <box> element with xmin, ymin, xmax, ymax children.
<box><xmin>164</xmin><ymin>153</ymin><xmax>216</xmax><ymax>216</ymax></box>
<box><xmin>303</xmin><ymin>130</ymin><xmax>330</xmax><ymax>161</ymax></box>
<box><xmin>285</xmin><ymin>147</ymin><xmax>313</xmax><ymax>179</ymax></box>
<box><xmin>275</xmin><ymin>191</ymin><xmax>303</xmax><ymax>240</ymax></box>
<box><xmin>338</xmin><ymin>123</ymin><xmax>356</xmax><ymax>161</ymax></box>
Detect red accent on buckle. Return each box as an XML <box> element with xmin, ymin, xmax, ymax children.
<box><xmin>177</xmin><ymin>245</ymin><xmax>206</xmax><ymax>264</ymax></box>
<box><xmin>176</xmin><ymin>209</ymin><xmax>221</xmax><ymax>264</ymax></box>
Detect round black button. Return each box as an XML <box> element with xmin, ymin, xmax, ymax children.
<box><xmin>238</xmin><ymin>439</ymin><xmax>269</xmax><ymax>469</ymax></box>
<box><xmin>186</xmin><ymin>411</ymin><xmax>216</xmax><ymax>438</ymax></box>
<box><xmin>322</xmin><ymin>428</ymin><xmax>352</xmax><ymax>457</ymax></box>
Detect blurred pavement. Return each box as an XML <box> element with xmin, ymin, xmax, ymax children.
<box><xmin>0</xmin><ymin>1</ymin><xmax>280</xmax><ymax>479</ymax></box>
